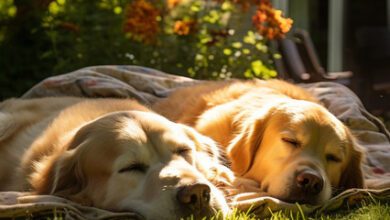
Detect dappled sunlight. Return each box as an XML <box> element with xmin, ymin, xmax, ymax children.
<box><xmin>0</xmin><ymin>0</ymin><xmax>293</xmax><ymax>99</ymax></box>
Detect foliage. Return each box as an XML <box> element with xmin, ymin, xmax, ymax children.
<box><xmin>0</xmin><ymin>0</ymin><xmax>292</xmax><ymax>98</ymax></box>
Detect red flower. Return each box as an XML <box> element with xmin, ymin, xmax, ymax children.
<box><xmin>123</xmin><ymin>0</ymin><xmax>160</xmax><ymax>43</ymax></box>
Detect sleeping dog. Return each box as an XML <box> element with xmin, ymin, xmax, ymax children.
<box><xmin>153</xmin><ymin>79</ymin><xmax>365</xmax><ymax>205</ymax></box>
<box><xmin>0</xmin><ymin>97</ymin><xmax>234</xmax><ymax>219</ymax></box>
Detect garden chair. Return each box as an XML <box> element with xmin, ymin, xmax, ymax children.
<box><xmin>273</xmin><ymin>29</ymin><xmax>353</xmax><ymax>86</ymax></box>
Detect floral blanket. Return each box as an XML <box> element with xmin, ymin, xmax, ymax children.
<box><xmin>1</xmin><ymin>65</ymin><xmax>389</xmax><ymax>219</ymax></box>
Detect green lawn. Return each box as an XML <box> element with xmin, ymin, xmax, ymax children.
<box><xmin>222</xmin><ymin>201</ymin><xmax>390</xmax><ymax>220</ymax></box>
<box><xmin>5</xmin><ymin>199</ymin><xmax>390</xmax><ymax>220</ymax></box>
<box><xmin>319</xmin><ymin>203</ymin><xmax>390</xmax><ymax>220</ymax></box>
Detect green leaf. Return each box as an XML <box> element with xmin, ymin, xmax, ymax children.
<box><xmin>57</xmin><ymin>0</ymin><xmax>66</xmax><ymax>6</ymax></box>
<box><xmin>232</xmin><ymin>42</ymin><xmax>242</xmax><ymax>49</ymax></box>
<box><xmin>223</xmin><ymin>48</ymin><xmax>232</xmax><ymax>56</ymax></box>
<box><xmin>251</xmin><ymin>60</ymin><xmax>263</xmax><ymax>76</ymax></box>
<box><xmin>244</xmin><ymin>31</ymin><xmax>256</xmax><ymax>45</ymax></box>
<box><xmin>49</xmin><ymin>2</ymin><xmax>60</xmax><ymax>15</ymax></box>
<box><xmin>113</xmin><ymin>6</ymin><xmax>122</xmax><ymax>14</ymax></box>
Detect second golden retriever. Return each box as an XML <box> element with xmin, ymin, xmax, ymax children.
<box><xmin>0</xmin><ymin>97</ymin><xmax>234</xmax><ymax>219</ymax></box>
<box><xmin>153</xmin><ymin>79</ymin><xmax>365</xmax><ymax>205</ymax></box>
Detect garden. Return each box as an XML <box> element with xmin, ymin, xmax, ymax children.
<box><xmin>0</xmin><ymin>0</ymin><xmax>292</xmax><ymax>99</ymax></box>
<box><xmin>0</xmin><ymin>0</ymin><xmax>389</xmax><ymax>219</ymax></box>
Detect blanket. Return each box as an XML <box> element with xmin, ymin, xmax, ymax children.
<box><xmin>1</xmin><ymin>65</ymin><xmax>389</xmax><ymax>219</ymax></box>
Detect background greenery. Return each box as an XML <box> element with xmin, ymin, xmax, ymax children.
<box><xmin>0</xmin><ymin>0</ymin><xmax>293</xmax><ymax>99</ymax></box>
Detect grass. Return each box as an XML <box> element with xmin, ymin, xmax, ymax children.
<box><xmin>5</xmin><ymin>199</ymin><xmax>390</xmax><ymax>220</ymax></box>
<box><xmin>222</xmin><ymin>201</ymin><xmax>390</xmax><ymax>220</ymax></box>
<box><xmin>191</xmin><ymin>198</ymin><xmax>390</xmax><ymax>220</ymax></box>
<box><xmin>320</xmin><ymin>203</ymin><xmax>390</xmax><ymax>220</ymax></box>
<box><xmin>186</xmin><ymin>198</ymin><xmax>390</xmax><ymax>220</ymax></box>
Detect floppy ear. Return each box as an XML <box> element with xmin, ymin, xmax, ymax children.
<box><xmin>227</xmin><ymin>111</ymin><xmax>270</xmax><ymax>176</ymax></box>
<box><xmin>339</xmin><ymin>136</ymin><xmax>365</xmax><ymax>189</ymax></box>
<box><xmin>51</xmin><ymin>151</ymin><xmax>86</xmax><ymax>195</ymax></box>
<box><xmin>30</xmin><ymin>128</ymin><xmax>91</xmax><ymax>205</ymax></box>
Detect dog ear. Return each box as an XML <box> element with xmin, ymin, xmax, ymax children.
<box><xmin>30</xmin><ymin>128</ymin><xmax>92</xmax><ymax>205</ymax></box>
<box><xmin>339</xmin><ymin>135</ymin><xmax>365</xmax><ymax>190</ymax></box>
<box><xmin>227</xmin><ymin>111</ymin><xmax>270</xmax><ymax>176</ymax></box>
<box><xmin>51</xmin><ymin>151</ymin><xmax>86</xmax><ymax>194</ymax></box>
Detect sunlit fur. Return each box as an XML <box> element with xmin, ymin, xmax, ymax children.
<box><xmin>0</xmin><ymin>97</ymin><xmax>234</xmax><ymax>219</ymax></box>
<box><xmin>153</xmin><ymin>79</ymin><xmax>365</xmax><ymax>205</ymax></box>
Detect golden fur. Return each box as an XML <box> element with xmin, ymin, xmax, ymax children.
<box><xmin>153</xmin><ymin>79</ymin><xmax>365</xmax><ymax>204</ymax></box>
<box><xmin>0</xmin><ymin>97</ymin><xmax>234</xmax><ymax>219</ymax></box>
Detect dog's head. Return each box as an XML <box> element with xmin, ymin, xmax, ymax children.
<box><xmin>228</xmin><ymin>99</ymin><xmax>364</xmax><ymax>205</ymax></box>
<box><xmin>31</xmin><ymin>111</ymin><xmax>233</xmax><ymax>219</ymax></box>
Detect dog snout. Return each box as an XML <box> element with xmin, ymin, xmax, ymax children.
<box><xmin>296</xmin><ymin>170</ymin><xmax>324</xmax><ymax>195</ymax></box>
<box><xmin>176</xmin><ymin>183</ymin><xmax>211</xmax><ymax>212</ymax></box>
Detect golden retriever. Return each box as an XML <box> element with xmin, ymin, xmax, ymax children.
<box><xmin>0</xmin><ymin>97</ymin><xmax>234</xmax><ymax>219</ymax></box>
<box><xmin>153</xmin><ymin>79</ymin><xmax>365</xmax><ymax>205</ymax></box>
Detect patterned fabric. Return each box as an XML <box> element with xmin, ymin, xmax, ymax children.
<box><xmin>0</xmin><ymin>65</ymin><xmax>388</xmax><ymax>218</ymax></box>
<box><xmin>22</xmin><ymin>65</ymin><xmax>199</xmax><ymax>106</ymax></box>
<box><xmin>0</xmin><ymin>192</ymin><xmax>140</xmax><ymax>220</ymax></box>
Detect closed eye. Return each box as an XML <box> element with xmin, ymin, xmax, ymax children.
<box><xmin>282</xmin><ymin>137</ymin><xmax>301</xmax><ymax>148</ymax></box>
<box><xmin>326</xmin><ymin>154</ymin><xmax>342</xmax><ymax>163</ymax></box>
<box><xmin>119</xmin><ymin>163</ymin><xmax>148</xmax><ymax>173</ymax></box>
<box><xmin>174</xmin><ymin>147</ymin><xmax>191</xmax><ymax>156</ymax></box>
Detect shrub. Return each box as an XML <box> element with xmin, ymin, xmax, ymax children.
<box><xmin>0</xmin><ymin>0</ymin><xmax>292</xmax><ymax>98</ymax></box>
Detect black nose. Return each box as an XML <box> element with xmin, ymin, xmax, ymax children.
<box><xmin>296</xmin><ymin>170</ymin><xmax>324</xmax><ymax>195</ymax></box>
<box><xmin>176</xmin><ymin>183</ymin><xmax>211</xmax><ymax>211</ymax></box>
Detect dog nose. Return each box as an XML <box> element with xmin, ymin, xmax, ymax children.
<box><xmin>177</xmin><ymin>183</ymin><xmax>211</xmax><ymax>211</ymax></box>
<box><xmin>296</xmin><ymin>170</ymin><xmax>324</xmax><ymax>195</ymax></box>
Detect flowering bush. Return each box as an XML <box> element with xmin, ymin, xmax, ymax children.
<box><xmin>0</xmin><ymin>0</ymin><xmax>292</xmax><ymax>97</ymax></box>
<box><xmin>119</xmin><ymin>0</ymin><xmax>293</xmax><ymax>79</ymax></box>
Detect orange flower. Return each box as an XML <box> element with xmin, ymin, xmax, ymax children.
<box><xmin>252</xmin><ymin>0</ymin><xmax>293</xmax><ymax>40</ymax></box>
<box><xmin>123</xmin><ymin>0</ymin><xmax>160</xmax><ymax>43</ymax></box>
<box><xmin>167</xmin><ymin>0</ymin><xmax>181</xmax><ymax>9</ymax></box>
<box><xmin>173</xmin><ymin>20</ymin><xmax>196</xmax><ymax>36</ymax></box>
